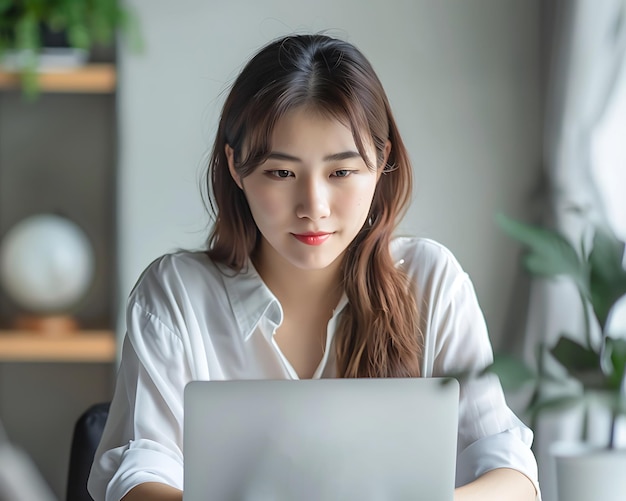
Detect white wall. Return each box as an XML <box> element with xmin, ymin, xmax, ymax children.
<box><xmin>118</xmin><ymin>0</ymin><xmax>544</xmax><ymax>347</ymax></box>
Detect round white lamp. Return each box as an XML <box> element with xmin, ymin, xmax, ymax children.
<box><xmin>0</xmin><ymin>214</ymin><xmax>95</xmax><ymax>334</ymax></box>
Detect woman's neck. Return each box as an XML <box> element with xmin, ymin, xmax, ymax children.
<box><xmin>252</xmin><ymin>248</ymin><xmax>344</xmax><ymax>313</ymax></box>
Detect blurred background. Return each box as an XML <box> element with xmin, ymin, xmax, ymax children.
<box><xmin>0</xmin><ymin>1</ymin><xmax>624</xmax><ymax>500</ymax></box>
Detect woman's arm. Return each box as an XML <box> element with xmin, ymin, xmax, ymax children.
<box><xmin>121</xmin><ymin>482</ymin><xmax>183</xmax><ymax>501</ymax></box>
<box><xmin>120</xmin><ymin>470</ymin><xmax>535</xmax><ymax>501</ymax></box>
<box><xmin>416</xmin><ymin>246</ymin><xmax>540</xmax><ymax>495</ymax></box>
<box><xmin>454</xmin><ymin>468</ymin><xmax>536</xmax><ymax>501</ymax></box>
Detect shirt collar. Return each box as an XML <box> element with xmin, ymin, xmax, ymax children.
<box><xmin>219</xmin><ymin>260</ymin><xmax>350</xmax><ymax>343</ymax></box>
<box><xmin>219</xmin><ymin>260</ymin><xmax>283</xmax><ymax>342</ymax></box>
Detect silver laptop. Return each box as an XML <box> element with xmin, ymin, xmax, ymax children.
<box><xmin>184</xmin><ymin>378</ymin><xmax>459</xmax><ymax>501</ymax></box>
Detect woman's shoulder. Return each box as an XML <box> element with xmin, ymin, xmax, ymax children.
<box><xmin>129</xmin><ymin>250</ymin><xmax>225</xmax><ymax>305</ymax></box>
<box><xmin>391</xmin><ymin>236</ymin><xmax>465</xmax><ymax>274</ymax></box>
<box><xmin>390</xmin><ymin>236</ymin><xmax>470</xmax><ymax>297</ymax></box>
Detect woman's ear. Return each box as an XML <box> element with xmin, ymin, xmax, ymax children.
<box><xmin>225</xmin><ymin>144</ymin><xmax>243</xmax><ymax>189</ymax></box>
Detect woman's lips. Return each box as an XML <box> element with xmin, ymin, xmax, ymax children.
<box><xmin>292</xmin><ymin>232</ymin><xmax>332</xmax><ymax>246</ymax></box>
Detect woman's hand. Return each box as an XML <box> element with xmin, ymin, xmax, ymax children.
<box><xmin>118</xmin><ymin>468</ymin><xmax>537</xmax><ymax>501</ymax></box>
<box><xmin>121</xmin><ymin>482</ymin><xmax>183</xmax><ymax>501</ymax></box>
<box><xmin>454</xmin><ymin>468</ymin><xmax>537</xmax><ymax>501</ymax></box>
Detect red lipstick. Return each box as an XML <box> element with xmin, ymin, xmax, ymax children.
<box><xmin>292</xmin><ymin>232</ymin><xmax>332</xmax><ymax>246</ymax></box>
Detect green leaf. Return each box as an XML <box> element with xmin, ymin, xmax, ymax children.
<box><xmin>605</xmin><ymin>337</ymin><xmax>626</xmax><ymax>390</ymax></box>
<box><xmin>495</xmin><ymin>213</ymin><xmax>588</xmax><ymax>293</ymax></box>
<box><xmin>15</xmin><ymin>12</ymin><xmax>39</xmax><ymax>52</ymax></box>
<box><xmin>528</xmin><ymin>394</ymin><xmax>583</xmax><ymax>416</ymax></box>
<box><xmin>550</xmin><ymin>336</ymin><xmax>600</xmax><ymax>375</ymax></box>
<box><xmin>67</xmin><ymin>23</ymin><xmax>90</xmax><ymax>49</ymax></box>
<box><xmin>119</xmin><ymin>8</ymin><xmax>144</xmax><ymax>53</ymax></box>
<box><xmin>0</xmin><ymin>0</ymin><xmax>14</xmax><ymax>15</ymax></box>
<box><xmin>588</xmin><ymin>227</ymin><xmax>626</xmax><ymax>330</ymax></box>
<box><xmin>20</xmin><ymin>67</ymin><xmax>39</xmax><ymax>100</ymax></box>
<box><xmin>548</xmin><ymin>336</ymin><xmax>609</xmax><ymax>390</ymax></box>
<box><xmin>482</xmin><ymin>353</ymin><xmax>536</xmax><ymax>391</ymax></box>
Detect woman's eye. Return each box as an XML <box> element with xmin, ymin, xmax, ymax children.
<box><xmin>332</xmin><ymin>169</ymin><xmax>352</xmax><ymax>178</ymax></box>
<box><xmin>267</xmin><ymin>170</ymin><xmax>293</xmax><ymax>178</ymax></box>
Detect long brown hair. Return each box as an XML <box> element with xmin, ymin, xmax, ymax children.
<box><xmin>204</xmin><ymin>34</ymin><xmax>422</xmax><ymax>377</ymax></box>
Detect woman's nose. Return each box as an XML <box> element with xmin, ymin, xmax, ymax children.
<box><xmin>295</xmin><ymin>178</ymin><xmax>331</xmax><ymax>220</ymax></box>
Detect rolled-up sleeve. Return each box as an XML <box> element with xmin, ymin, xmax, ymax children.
<box><xmin>88</xmin><ymin>301</ymin><xmax>191</xmax><ymax>501</ymax></box>
<box><xmin>430</xmin><ymin>270</ymin><xmax>541</xmax><ymax>498</ymax></box>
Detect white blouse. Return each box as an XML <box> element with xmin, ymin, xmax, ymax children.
<box><xmin>88</xmin><ymin>237</ymin><xmax>540</xmax><ymax>501</ymax></box>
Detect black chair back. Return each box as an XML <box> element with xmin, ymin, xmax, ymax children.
<box><xmin>66</xmin><ymin>403</ymin><xmax>110</xmax><ymax>501</ymax></box>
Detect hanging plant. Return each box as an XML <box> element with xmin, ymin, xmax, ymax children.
<box><xmin>0</xmin><ymin>0</ymin><xmax>141</xmax><ymax>97</ymax></box>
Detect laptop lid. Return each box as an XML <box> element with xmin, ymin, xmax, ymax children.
<box><xmin>184</xmin><ymin>377</ymin><xmax>459</xmax><ymax>501</ymax></box>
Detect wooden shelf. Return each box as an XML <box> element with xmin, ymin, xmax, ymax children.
<box><xmin>0</xmin><ymin>64</ymin><xmax>116</xmax><ymax>93</ymax></box>
<box><xmin>0</xmin><ymin>330</ymin><xmax>116</xmax><ymax>363</ymax></box>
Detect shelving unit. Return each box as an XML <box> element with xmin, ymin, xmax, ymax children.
<box><xmin>0</xmin><ymin>64</ymin><xmax>116</xmax><ymax>93</ymax></box>
<box><xmin>0</xmin><ymin>330</ymin><xmax>116</xmax><ymax>363</ymax></box>
<box><xmin>0</xmin><ymin>64</ymin><xmax>118</xmax><ymax>358</ymax></box>
<box><xmin>0</xmin><ymin>58</ymin><xmax>119</xmax><ymax>500</ymax></box>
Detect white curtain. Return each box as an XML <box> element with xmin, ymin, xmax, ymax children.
<box><xmin>522</xmin><ymin>1</ymin><xmax>626</xmax><ymax>500</ymax></box>
<box><xmin>591</xmin><ymin>43</ymin><xmax>626</xmax><ymax>336</ymax></box>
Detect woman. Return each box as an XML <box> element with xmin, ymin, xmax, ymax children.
<box><xmin>88</xmin><ymin>34</ymin><xmax>540</xmax><ymax>500</ymax></box>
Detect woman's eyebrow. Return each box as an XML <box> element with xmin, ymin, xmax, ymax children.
<box><xmin>324</xmin><ymin>151</ymin><xmax>361</xmax><ymax>162</ymax></box>
<box><xmin>267</xmin><ymin>151</ymin><xmax>362</xmax><ymax>162</ymax></box>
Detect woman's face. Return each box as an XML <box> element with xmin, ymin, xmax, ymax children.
<box><xmin>226</xmin><ymin>106</ymin><xmax>389</xmax><ymax>274</ymax></box>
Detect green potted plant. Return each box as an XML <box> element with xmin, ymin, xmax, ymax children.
<box><xmin>0</xmin><ymin>0</ymin><xmax>140</xmax><ymax>97</ymax></box>
<box><xmin>491</xmin><ymin>212</ymin><xmax>626</xmax><ymax>501</ymax></box>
